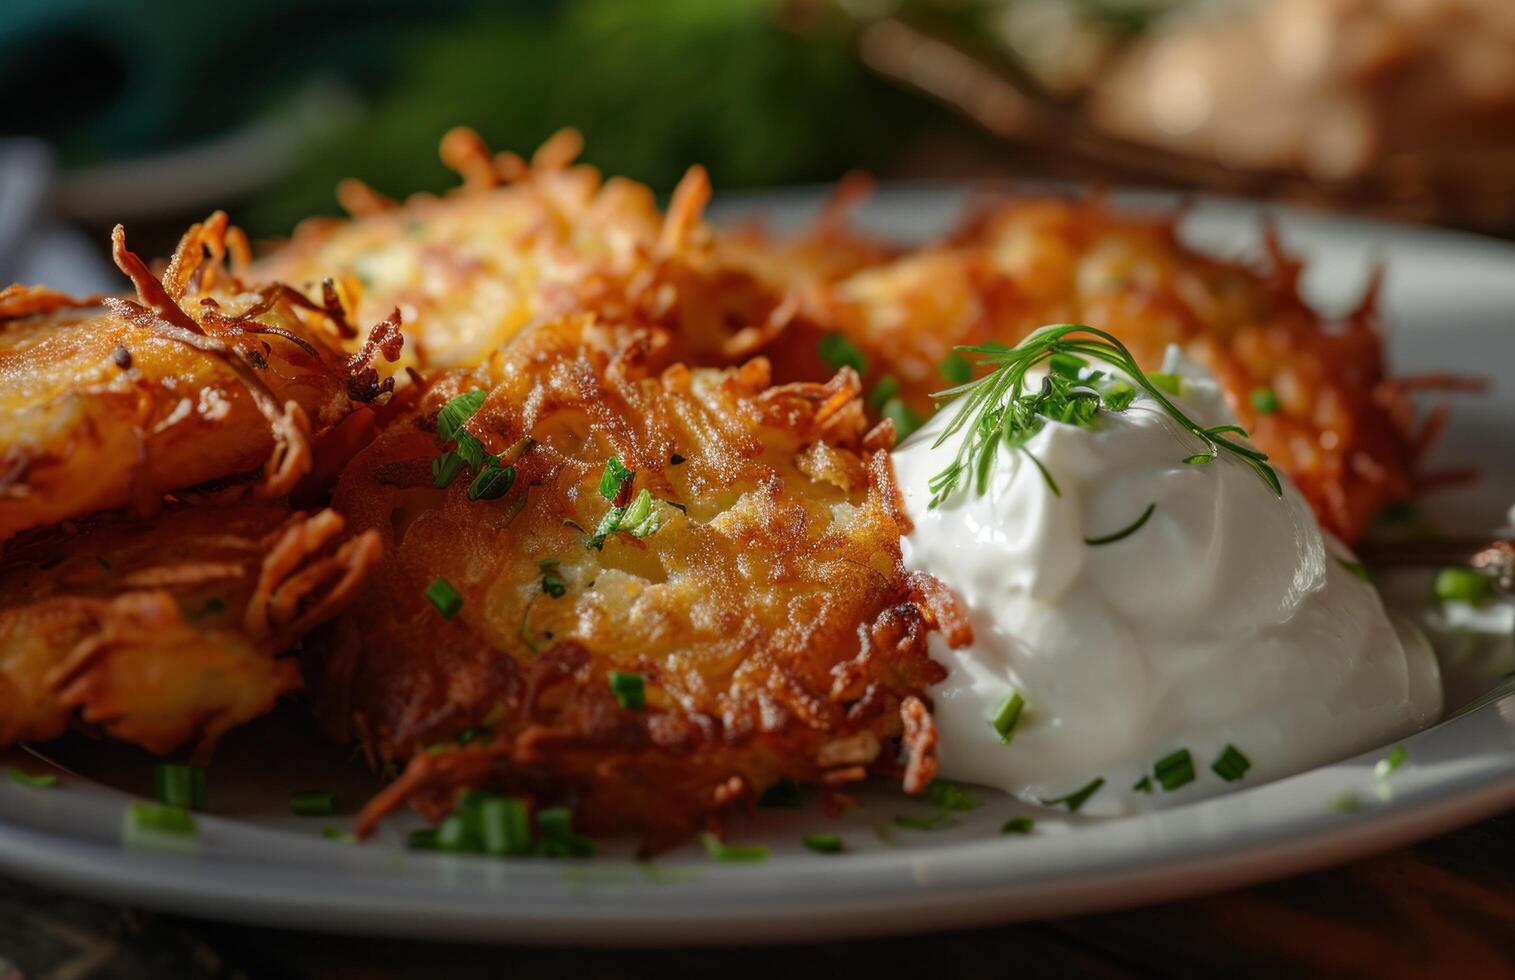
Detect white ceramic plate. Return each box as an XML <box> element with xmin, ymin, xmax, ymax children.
<box><xmin>4</xmin><ymin>186</ymin><xmax>1514</xmax><ymax>945</ymax></box>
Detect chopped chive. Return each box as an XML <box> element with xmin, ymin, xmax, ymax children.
<box><xmin>699</xmin><ymin>832</ymin><xmax>769</xmax><ymax>862</ymax></box>
<box><xmin>480</xmin><ymin>797</ymin><xmax>532</xmax><ymax>856</ymax></box>
<box><xmin>1250</xmin><ymin>387</ymin><xmax>1280</xmax><ymax>414</ymax></box>
<box><xmin>621</xmin><ymin>488</ymin><xmax>666</xmax><ymax>537</ymax></box>
<box><xmin>408</xmin><ymin>828</ymin><xmax>440</xmax><ymax>851</ymax></box>
<box><xmin>124</xmin><ymin>802</ymin><xmax>196</xmax><ymax>838</ymax></box>
<box><xmin>599</xmin><ymin>457</ymin><xmax>635</xmax><ymax>501</ymax></box>
<box><xmin>1132</xmin><ymin>775</ymin><xmax>1153</xmax><ymax>794</ymax></box>
<box><xmin>436</xmin><ymin>390</ymin><xmax>488</xmax><ymax>442</ymax></box>
<box><xmin>321</xmin><ymin>826</ymin><xmax>357</xmax><ymax>844</ymax></box>
<box><xmin>290</xmin><ymin>790</ymin><xmax>335</xmax><ymax>817</ymax></box>
<box><xmin>431</xmin><ymin>452</ymin><xmax>464</xmax><ymax>489</ymax></box>
<box><xmin>817</xmin><ymin>332</ymin><xmax>867</xmax><ymax>374</ymax></box>
<box><xmin>609</xmin><ymin>671</ymin><xmax>645</xmax><ymax>711</ymax></box>
<box><xmin>1433</xmin><ymin>566</ymin><xmax>1494</xmax><ymax>604</ymax></box>
<box><xmin>758</xmin><ymin>779</ymin><xmax>802</xmax><ymax>808</ymax></box>
<box><xmin>1038</xmin><ymin>777</ymin><xmax>1105</xmax><ymax>813</ymax></box>
<box><xmin>154</xmin><ymin>764</ymin><xmax>206</xmax><ymax>811</ymax></box>
<box><xmin>1148</xmin><ymin>372</ymin><xmax>1182</xmax><ymax>396</ymax></box>
<box><xmin>802</xmin><ymin>833</ymin><xmax>844</xmax><ymax>854</ymax></box>
<box><xmin>1374</xmin><ymin>745</ymin><xmax>1408</xmax><ymax>779</ymax></box>
<box><xmin>536</xmin><ymin>806</ymin><xmax>573</xmax><ymax>840</ymax></box>
<box><xmin>8</xmin><ymin>768</ymin><xmax>57</xmax><ymax>789</ymax></box>
<box><xmin>924</xmin><ymin>781</ymin><xmax>981</xmax><ymax>812</ymax></box>
<box><xmin>537</xmin><ymin>807</ymin><xmax>595</xmax><ymax>858</ymax></box>
<box><xmin>866</xmin><ymin>375</ymin><xmax>901</xmax><ymax>412</ymax></box>
<box><xmin>1210</xmin><ymin>745</ymin><xmax>1251</xmax><ymax>782</ymax></box>
<box><xmin>1153</xmin><ymin>749</ymin><xmax>1195</xmax><ymax>791</ymax></box>
<box><xmin>437</xmin><ymin>811</ymin><xmax>480</xmax><ymax>853</ymax></box>
<box><xmin>1083</xmin><ymin>502</ymin><xmax>1156</xmax><ymax>546</ymax></box>
<box><xmin>1338</xmin><ymin>558</ymin><xmax>1373</xmax><ymax>583</ymax></box>
<box><xmin>991</xmin><ymin>691</ymin><xmax>1025</xmax><ymax>743</ymax></box>
<box><xmin>881</xmin><ymin>397</ymin><xmax>923</xmax><ymax>441</ymax></box>
<box><xmin>939</xmin><ymin>352</ymin><xmax>973</xmax><ymax>384</ymax></box>
<box><xmin>1000</xmin><ymin>816</ymin><xmax>1035</xmax><ymax>835</ymax></box>
<box><xmin>425</xmin><ymin>578</ymin><xmax>463</xmax><ymax>620</ymax></box>
<box><xmin>542</xmin><ymin>573</ymin><xmax>567</xmax><ymax>598</ymax></box>
<box><xmin>586</xmin><ymin>504</ymin><xmax>626</xmax><ymax>550</ymax></box>
<box><xmin>893</xmin><ymin>811</ymin><xmax>958</xmax><ymax>831</ymax></box>
<box><xmin>467</xmin><ymin>464</ymin><xmax>516</xmax><ymax>501</ymax></box>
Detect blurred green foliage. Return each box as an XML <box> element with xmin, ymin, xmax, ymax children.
<box><xmin>243</xmin><ymin>0</ymin><xmax>938</xmax><ymax>236</ymax></box>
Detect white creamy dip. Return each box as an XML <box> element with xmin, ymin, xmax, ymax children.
<box><xmin>894</xmin><ymin>350</ymin><xmax>1442</xmax><ymax>813</ymax></box>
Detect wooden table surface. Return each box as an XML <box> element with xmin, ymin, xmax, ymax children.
<box><xmin>4</xmin><ymin>808</ymin><xmax>1512</xmax><ymax>979</ymax></box>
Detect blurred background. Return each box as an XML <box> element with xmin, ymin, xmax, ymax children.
<box><xmin>3</xmin><ymin>0</ymin><xmax>1514</xmax><ymax>289</ymax></box>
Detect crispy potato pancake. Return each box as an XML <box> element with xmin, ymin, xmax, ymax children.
<box><xmin>0</xmin><ymin>214</ymin><xmax>403</xmax><ymax>543</ymax></box>
<box><xmin>0</xmin><ymin>502</ymin><xmax>379</xmax><ymax>757</ymax></box>
<box><xmin>255</xmin><ymin>129</ymin><xmax>890</xmax><ymax>374</ymax></box>
<box><xmin>313</xmin><ymin>315</ymin><xmax>965</xmax><ymax>847</ymax></box>
<box><xmin>814</xmin><ymin>197</ymin><xmax>1463</xmax><ymax>542</ymax></box>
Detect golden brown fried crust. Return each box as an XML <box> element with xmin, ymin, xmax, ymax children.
<box><xmin>812</xmin><ymin>197</ymin><xmax>1456</xmax><ymax>543</ymax></box>
<box><xmin>0</xmin><ymin>216</ymin><xmax>403</xmax><ymax>543</ymax></box>
<box><xmin>314</xmin><ymin>315</ymin><xmax>958</xmax><ymax>847</ymax></box>
<box><xmin>0</xmin><ymin>503</ymin><xmax>379</xmax><ymax>758</ymax></box>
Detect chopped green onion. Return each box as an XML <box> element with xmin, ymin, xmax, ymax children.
<box><xmin>609</xmin><ymin>671</ymin><xmax>646</xmax><ymax>711</ymax></box>
<box><xmin>1000</xmin><ymin>816</ymin><xmax>1035</xmax><ymax>835</ymax></box>
<box><xmin>467</xmin><ymin>464</ymin><xmax>516</xmax><ymax>501</ymax></box>
<box><xmin>1250</xmin><ymin>387</ymin><xmax>1280</xmax><ymax>414</ymax></box>
<box><xmin>1210</xmin><ymin>745</ymin><xmax>1251</xmax><ymax>782</ymax></box>
<box><xmin>1132</xmin><ymin>776</ymin><xmax>1153</xmax><ymax>794</ymax></box>
<box><xmin>939</xmin><ymin>352</ymin><xmax>973</xmax><ymax>384</ymax></box>
<box><xmin>437</xmin><ymin>811</ymin><xmax>480</xmax><ymax>852</ymax></box>
<box><xmin>599</xmin><ymin>457</ymin><xmax>635</xmax><ymax>501</ymax></box>
<box><xmin>802</xmin><ymin>833</ymin><xmax>844</xmax><ymax>854</ymax></box>
<box><xmin>407</xmin><ymin>828</ymin><xmax>440</xmax><ymax>850</ymax></box>
<box><xmin>1338</xmin><ymin>558</ymin><xmax>1373</xmax><ymax>583</ymax></box>
<box><xmin>154</xmin><ymin>764</ymin><xmax>206</xmax><ymax>811</ymax></box>
<box><xmin>817</xmin><ymin>332</ymin><xmax>867</xmax><ymax>374</ymax></box>
<box><xmin>437</xmin><ymin>390</ymin><xmax>488</xmax><ymax>442</ymax></box>
<box><xmin>991</xmin><ymin>691</ymin><xmax>1025</xmax><ymax>743</ymax></box>
<box><xmin>1084</xmin><ymin>502</ymin><xmax>1156</xmax><ymax>546</ymax></box>
<box><xmin>1433</xmin><ymin>566</ymin><xmax>1494</xmax><ymax>604</ymax></box>
<box><xmin>1153</xmin><ymin>749</ymin><xmax>1195</xmax><ymax>791</ymax></box>
<box><xmin>290</xmin><ymin>790</ymin><xmax>335</xmax><ymax>817</ymax></box>
<box><xmin>1038</xmin><ymin>777</ymin><xmax>1105</xmax><ymax>813</ymax></box>
<box><xmin>586</xmin><ymin>504</ymin><xmax>626</xmax><ymax>550</ymax></box>
<box><xmin>758</xmin><ymin>779</ymin><xmax>802</xmax><ymax>808</ymax></box>
<box><xmin>1148</xmin><ymin>372</ymin><xmax>1182</xmax><ymax>396</ymax></box>
<box><xmin>8</xmin><ymin>768</ymin><xmax>57</xmax><ymax>789</ymax></box>
<box><xmin>699</xmin><ymin>832</ymin><xmax>769</xmax><ymax>862</ymax></box>
<box><xmin>431</xmin><ymin>452</ymin><xmax>464</xmax><ymax>489</ymax></box>
<box><xmin>321</xmin><ymin>826</ymin><xmax>357</xmax><ymax>844</ymax></box>
<box><xmin>866</xmin><ymin>375</ymin><xmax>901</xmax><ymax>412</ymax></box>
<box><xmin>456</xmin><ymin>726</ymin><xmax>484</xmax><ymax>745</ymax></box>
<box><xmin>425</xmin><ymin>578</ymin><xmax>463</xmax><ymax>620</ymax></box>
<box><xmin>537</xmin><ymin>806</ymin><xmax>573</xmax><ymax>839</ymax></box>
<box><xmin>542</xmin><ymin>573</ymin><xmax>567</xmax><ymax>598</ymax></box>
<box><xmin>124</xmin><ymin>802</ymin><xmax>196</xmax><ymax>838</ymax></box>
<box><xmin>480</xmin><ymin>796</ymin><xmax>532</xmax><ymax>856</ymax></box>
<box><xmin>537</xmin><ymin>806</ymin><xmax>595</xmax><ymax>858</ymax></box>
<box><xmin>924</xmin><ymin>781</ymin><xmax>981</xmax><ymax>812</ymax></box>
<box><xmin>893</xmin><ymin>811</ymin><xmax>958</xmax><ymax>831</ymax></box>
<box><xmin>881</xmin><ymin>397</ymin><xmax>922</xmax><ymax>441</ymax></box>
<box><xmin>1374</xmin><ymin>745</ymin><xmax>1408</xmax><ymax>780</ymax></box>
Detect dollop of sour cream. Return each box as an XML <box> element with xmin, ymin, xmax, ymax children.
<box><xmin>894</xmin><ymin>350</ymin><xmax>1442</xmax><ymax>813</ymax></box>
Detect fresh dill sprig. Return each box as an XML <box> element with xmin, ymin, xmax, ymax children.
<box><xmin>926</xmin><ymin>324</ymin><xmax>1282</xmax><ymax>508</ymax></box>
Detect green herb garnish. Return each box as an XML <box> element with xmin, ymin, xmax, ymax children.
<box><xmin>124</xmin><ymin>802</ymin><xmax>196</xmax><ymax>840</ymax></box>
<box><xmin>939</xmin><ymin>352</ymin><xmax>973</xmax><ymax>384</ymax></box>
<box><xmin>599</xmin><ymin>457</ymin><xmax>635</xmax><ymax>500</ymax></box>
<box><xmin>321</xmin><ymin>826</ymin><xmax>357</xmax><ymax>844</ymax></box>
<box><xmin>1339</xmin><ymin>558</ymin><xmax>1373</xmax><ymax>583</ymax></box>
<box><xmin>468</xmin><ymin>464</ymin><xmax>516</xmax><ymax>501</ymax></box>
<box><xmin>1153</xmin><ymin>749</ymin><xmax>1196</xmax><ymax>791</ymax></box>
<box><xmin>431</xmin><ymin>452</ymin><xmax>464</xmax><ymax>489</ymax></box>
<box><xmin>700</xmin><ymin>832</ymin><xmax>769</xmax><ymax>862</ymax></box>
<box><xmin>1210</xmin><ymin>745</ymin><xmax>1251</xmax><ymax>782</ymax></box>
<box><xmin>1434</xmin><ymin>566</ymin><xmax>1494</xmax><ymax>604</ymax></box>
<box><xmin>817</xmin><ymin>332</ymin><xmax>867</xmax><ymax>374</ymax></box>
<box><xmin>881</xmin><ymin>397</ymin><xmax>923</xmax><ymax>441</ymax></box>
<box><xmin>425</xmin><ymin>578</ymin><xmax>463</xmax><ymax>620</ymax></box>
<box><xmin>867</xmin><ymin>375</ymin><xmax>901</xmax><ymax>412</ymax></box>
<box><xmin>8</xmin><ymin>768</ymin><xmax>57</xmax><ymax>789</ymax></box>
<box><xmin>1000</xmin><ymin>816</ymin><xmax>1035</xmax><ymax>835</ymax></box>
<box><xmin>1250</xmin><ymin>387</ymin><xmax>1280</xmax><ymax>414</ymax></box>
<box><xmin>924</xmin><ymin>781</ymin><xmax>982</xmax><ymax>811</ymax></box>
<box><xmin>1374</xmin><ymin>745</ymin><xmax>1408</xmax><ymax>779</ymax></box>
<box><xmin>154</xmin><ymin>764</ymin><xmax>206</xmax><ymax>811</ymax></box>
<box><xmin>802</xmin><ymin>833</ymin><xmax>844</xmax><ymax>854</ymax></box>
<box><xmin>928</xmin><ymin>325</ymin><xmax>1281</xmax><ymax>507</ymax></box>
<box><xmin>991</xmin><ymin>691</ymin><xmax>1025</xmax><ymax>743</ymax></box>
<box><xmin>893</xmin><ymin>811</ymin><xmax>958</xmax><ymax>831</ymax></box>
<box><xmin>1084</xmin><ymin>502</ymin><xmax>1156</xmax><ymax>546</ymax></box>
<box><xmin>437</xmin><ymin>390</ymin><xmax>487</xmax><ymax>442</ymax></box>
<box><xmin>1038</xmin><ymin>777</ymin><xmax>1105</xmax><ymax>813</ymax></box>
<box><xmin>609</xmin><ymin>671</ymin><xmax>645</xmax><ymax>711</ymax></box>
<box><xmin>1132</xmin><ymin>775</ymin><xmax>1153</xmax><ymax>794</ymax></box>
